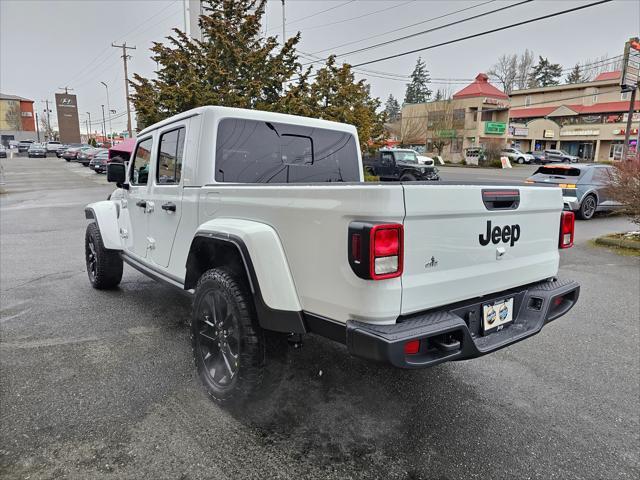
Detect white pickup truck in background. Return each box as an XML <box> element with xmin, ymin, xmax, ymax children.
<box><xmin>84</xmin><ymin>106</ymin><xmax>579</xmax><ymax>404</ymax></box>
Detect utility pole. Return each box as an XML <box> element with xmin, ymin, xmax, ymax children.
<box><xmin>41</xmin><ymin>100</ymin><xmax>52</xmax><ymax>140</ymax></box>
<box><xmin>281</xmin><ymin>0</ymin><xmax>285</xmax><ymax>45</ymax></box>
<box><xmin>86</xmin><ymin>112</ymin><xmax>92</xmax><ymax>142</ymax></box>
<box><xmin>85</xmin><ymin>119</ymin><xmax>90</xmax><ymax>142</ymax></box>
<box><xmin>35</xmin><ymin>112</ymin><xmax>41</xmax><ymax>143</ymax></box>
<box><xmin>100</xmin><ymin>81</ymin><xmax>112</xmax><ymax>140</ymax></box>
<box><xmin>111</xmin><ymin>42</ymin><xmax>136</xmax><ymax>138</ymax></box>
<box><xmin>622</xmin><ymin>88</ymin><xmax>637</xmax><ymax>161</ymax></box>
<box><xmin>101</xmin><ymin>105</ymin><xmax>107</xmax><ymax>143</ymax></box>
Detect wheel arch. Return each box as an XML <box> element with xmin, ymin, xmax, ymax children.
<box><xmin>185</xmin><ymin>219</ymin><xmax>305</xmax><ymax>334</ymax></box>
<box><xmin>84</xmin><ymin>201</ymin><xmax>122</xmax><ymax>250</ymax></box>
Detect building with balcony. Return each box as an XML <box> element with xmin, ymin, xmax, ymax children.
<box><xmin>508</xmin><ymin>72</ymin><xmax>639</xmax><ymax>161</ymax></box>
<box><xmin>401</xmin><ymin>73</ymin><xmax>510</xmax><ymax>162</ymax></box>
<box><xmin>0</xmin><ymin>93</ymin><xmax>36</xmax><ymax>145</ymax></box>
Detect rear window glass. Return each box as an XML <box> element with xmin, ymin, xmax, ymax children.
<box><xmin>215</xmin><ymin>118</ymin><xmax>359</xmax><ymax>183</ymax></box>
<box><xmin>533</xmin><ymin>166</ymin><xmax>582</xmax><ymax>177</ymax></box>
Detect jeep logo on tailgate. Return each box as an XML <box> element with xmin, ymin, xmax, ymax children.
<box><xmin>479</xmin><ymin>220</ymin><xmax>521</xmax><ymax>247</ymax></box>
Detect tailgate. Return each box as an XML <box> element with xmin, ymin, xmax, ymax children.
<box><xmin>401</xmin><ymin>184</ymin><xmax>562</xmax><ymax>315</ymax></box>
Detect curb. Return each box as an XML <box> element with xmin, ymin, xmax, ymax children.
<box><xmin>594</xmin><ymin>235</ymin><xmax>640</xmax><ymax>251</ymax></box>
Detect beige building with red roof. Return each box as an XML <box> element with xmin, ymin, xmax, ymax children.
<box><xmin>508</xmin><ymin>71</ymin><xmax>639</xmax><ymax>162</ymax></box>
<box><xmin>400</xmin><ymin>71</ymin><xmax>639</xmax><ymax>163</ymax></box>
<box><xmin>401</xmin><ymin>73</ymin><xmax>511</xmax><ymax>162</ymax></box>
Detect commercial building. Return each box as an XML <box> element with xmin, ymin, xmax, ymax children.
<box><xmin>508</xmin><ymin>71</ymin><xmax>639</xmax><ymax>162</ymax></box>
<box><xmin>401</xmin><ymin>74</ymin><xmax>510</xmax><ymax>162</ymax></box>
<box><xmin>400</xmin><ymin>71</ymin><xmax>639</xmax><ymax>162</ymax></box>
<box><xmin>0</xmin><ymin>93</ymin><xmax>36</xmax><ymax>145</ymax></box>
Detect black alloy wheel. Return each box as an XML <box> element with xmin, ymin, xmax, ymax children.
<box><xmin>195</xmin><ymin>289</ymin><xmax>241</xmax><ymax>390</ymax></box>
<box><xmin>578</xmin><ymin>194</ymin><xmax>597</xmax><ymax>220</ymax></box>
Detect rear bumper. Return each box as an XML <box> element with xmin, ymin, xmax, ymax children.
<box><xmin>346</xmin><ymin>278</ymin><xmax>579</xmax><ymax>369</ymax></box>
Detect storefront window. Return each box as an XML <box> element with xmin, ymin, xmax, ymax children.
<box><xmin>450</xmin><ymin>137</ymin><xmax>463</xmax><ymax>153</ymax></box>
<box><xmin>609</xmin><ymin>141</ymin><xmax>624</xmax><ymax>160</ymax></box>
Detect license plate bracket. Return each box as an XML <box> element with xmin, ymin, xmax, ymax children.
<box><xmin>482</xmin><ymin>297</ymin><xmax>514</xmax><ymax>335</ymax></box>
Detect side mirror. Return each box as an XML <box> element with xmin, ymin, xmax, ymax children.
<box><xmin>107</xmin><ymin>162</ymin><xmax>127</xmax><ymax>187</ymax></box>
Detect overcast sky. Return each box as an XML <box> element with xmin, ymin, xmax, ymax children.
<box><xmin>1</xmin><ymin>0</ymin><xmax>638</xmax><ymax>134</ymax></box>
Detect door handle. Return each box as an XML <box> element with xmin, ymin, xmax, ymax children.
<box><xmin>135</xmin><ymin>200</ymin><xmax>147</xmax><ymax>209</ymax></box>
<box><xmin>162</xmin><ymin>202</ymin><xmax>176</xmax><ymax>212</ymax></box>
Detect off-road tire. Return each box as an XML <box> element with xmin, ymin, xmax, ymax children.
<box><xmin>191</xmin><ymin>268</ymin><xmax>287</xmax><ymax>405</ymax></box>
<box><xmin>400</xmin><ymin>173</ymin><xmax>417</xmax><ymax>182</ymax></box>
<box><xmin>85</xmin><ymin>222</ymin><xmax>123</xmax><ymax>289</ymax></box>
<box><xmin>577</xmin><ymin>194</ymin><xmax>597</xmax><ymax>220</ymax></box>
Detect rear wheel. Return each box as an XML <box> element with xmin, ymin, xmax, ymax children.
<box><xmin>191</xmin><ymin>268</ymin><xmax>286</xmax><ymax>405</ymax></box>
<box><xmin>85</xmin><ymin>222</ymin><xmax>123</xmax><ymax>289</ymax></box>
<box><xmin>577</xmin><ymin>194</ymin><xmax>597</xmax><ymax>220</ymax></box>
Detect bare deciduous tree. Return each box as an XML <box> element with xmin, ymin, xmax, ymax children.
<box><xmin>515</xmin><ymin>49</ymin><xmax>535</xmax><ymax>90</ymax></box>
<box><xmin>488</xmin><ymin>54</ymin><xmax>518</xmax><ymax>95</ymax></box>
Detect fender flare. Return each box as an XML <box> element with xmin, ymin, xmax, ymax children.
<box><xmin>186</xmin><ymin>218</ymin><xmax>305</xmax><ymax>334</ymax></box>
<box><xmin>85</xmin><ymin>201</ymin><xmax>122</xmax><ymax>250</ymax></box>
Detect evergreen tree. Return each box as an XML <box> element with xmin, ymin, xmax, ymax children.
<box><xmin>565</xmin><ymin>63</ymin><xmax>583</xmax><ymax>84</ymax></box>
<box><xmin>384</xmin><ymin>94</ymin><xmax>401</xmax><ymax>122</ymax></box>
<box><xmin>404</xmin><ymin>57</ymin><xmax>432</xmax><ymax>104</ymax></box>
<box><xmin>130</xmin><ymin>0</ymin><xmax>384</xmax><ymax>151</ymax></box>
<box><xmin>528</xmin><ymin>56</ymin><xmax>562</xmax><ymax>87</ymax></box>
<box><xmin>433</xmin><ymin>89</ymin><xmax>443</xmax><ymax>101</ymax></box>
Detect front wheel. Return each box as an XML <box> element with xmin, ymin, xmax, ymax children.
<box><xmin>517</xmin><ymin>157</ymin><xmax>524</xmax><ymax>164</ymax></box>
<box><xmin>577</xmin><ymin>194</ymin><xmax>597</xmax><ymax>220</ymax></box>
<box><xmin>85</xmin><ymin>222</ymin><xmax>123</xmax><ymax>289</ymax></box>
<box><xmin>191</xmin><ymin>268</ymin><xmax>286</xmax><ymax>405</ymax></box>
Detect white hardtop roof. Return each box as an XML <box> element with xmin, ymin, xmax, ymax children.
<box><xmin>138</xmin><ymin>105</ymin><xmax>357</xmax><ymax>136</ymax></box>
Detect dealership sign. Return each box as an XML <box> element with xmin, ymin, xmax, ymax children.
<box><xmin>613</xmin><ymin>128</ymin><xmax>639</xmax><ymax>135</ymax></box>
<box><xmin>55</xmin><ymin>93</ymin><xmax>81</xmax><ymax>143</ymax></box>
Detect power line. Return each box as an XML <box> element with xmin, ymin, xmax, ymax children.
<box><xmin>310</xmin><ymin>0</ymin><xmax>497</xmax><ymax>56</ymax></box>
<box><xmin>267</xmin><ymin>0</ymin><xmax>356</xmax><ymax>32</ymax></box>
<box><xmin>303</xmin><ymin>0</ymin><xmax>534</xmax><ymax>66</ymax></box>
<box><xmin>298</xmin><ymin>0</ymin><xmax>417</xmax><ymax>32</ymax></box>
<box><xmin>349</xmin><ymin>0</ymin><xmax>613</xmax><ymax>69</ymax></box>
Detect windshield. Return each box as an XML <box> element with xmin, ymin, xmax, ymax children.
<box><xmin>394</xmin><ymin>151</ymin><xmax>418</xmax><ymax>163</ymax></box>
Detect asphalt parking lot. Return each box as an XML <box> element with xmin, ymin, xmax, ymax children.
<box><xmin>1</xmin><ymin>156</ymin><xmax>638</xmax><ymax>480</ymax></box>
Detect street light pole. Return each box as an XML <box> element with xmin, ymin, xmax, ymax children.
<box><xmin>101</xmin><ymin>105</ymin><xmax>107</xmax><ymax>143</ymax></box>
<box><xmin>86</xmin><ymin>112</ymin><xmax>92</xmax><ymax>142</ymax></box>
<box><xmin>35</xmin><ymin>112</ymin><xmax>41</xmax><ymax>143</ymax></box>
<box><xmin>100</xmin><ymin>81</ymin><xmax>112</xmax><ymax>140</ymax></box>
<box><xmin>281</xmin><ymin>0</ymin><xmax>285</xmax><ymax>45</ymax></box>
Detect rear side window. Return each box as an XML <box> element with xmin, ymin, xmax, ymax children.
<box><xmin>130</xmin><ymin>138</ymin><xmax>153</xmax><ymax>185</ymax></box>
<box><xmin>592</xmin><ymin>168</ymin><xmax>612</xmax><ymax>184</ymax></box>
<box><xmin>214</xmin><ymin>119</ymin><xmax>359</xmax><ymax>183</ymax></box>
<box><xmin>157</xmin><ymin>127</ymin><xmax>185</xmax><ymax>184</ymax></box>
<box><xmin>533</xmin><ymin>166</ymin><xmax>582</xmax><ymax>177</ymax></box>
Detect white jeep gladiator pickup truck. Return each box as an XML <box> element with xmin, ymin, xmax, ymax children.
<box><xmin>84</xmin><ymin>106</ymin><xmax>579</xmax><ymax>404</ymax></box>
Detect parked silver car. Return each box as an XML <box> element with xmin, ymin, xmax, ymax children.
<box><xmin>501</xmin><ymin>148</ymin><xmax>535</xmax><ymax>164</ymax></box>
<box><xmin>525</xmin><ymin>163</ymin><xmax>620</xmax><ymax>220</ymax></box>
<box><xmin>544</xmin><ymin>149</ymin><xmax>579</xmax><ymax>163</ymax></box>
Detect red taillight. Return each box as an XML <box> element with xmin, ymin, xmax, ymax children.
<box><xmin>404</xmin><ymin>339</ymin><xmax>420</xmax><ymax>355</ymax></box>
<box><xmin>370</xmin><ymin>224</ymin><xmax>403</xmax><ymax>280</ymax></box>
<box><xmin>351</xmin><ymin>234</ymin><xmax>361</xmax><ymax>263</ymax></box>
<box><xmin>559</xmin><ymin>211</ymin><xmax>574</xmax><ymax>249</ymax></box>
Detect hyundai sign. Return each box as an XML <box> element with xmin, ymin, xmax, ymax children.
<box><xmin>55</xmin><ymin>93</ymin><xmax>81</xmax><ymax>143</ymax></box>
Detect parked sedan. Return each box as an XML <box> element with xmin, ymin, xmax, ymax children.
<box><xmin>27</xmin><ymin>143</ymin><xmax>47</xmax><ymax>158</ymax></box>
<box><xmin>0</xmin><ymin>144</ymin><xmax>7</xmax><ymax>158</ymax></box>
<box><xmin>78</xmin><ymin>147</ymin><xmax>106</xmax><ymax>166</ymax></box>
<box><xmin>90</xmin><ymin>150</ymin><xmax>109</xmax><ymax>173</ymax></box>
<box><xmin>501</xmin><ymin>148</ymin><xmax>535</xmax><ymax>164</ymax></box>
<box><xmin>544</xmin><ymin>149</ymin><xmax>579</xmax><ymax>163</ymax></box>
<box><xmin>525</xmin><ymin>163</ymin><xmax>620</xmax><ymax>220</ymax></box>
<box><xmin>55</xmin><ymin>144</ymin><xmax>70</xmax><ymax>157</ymax></box>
